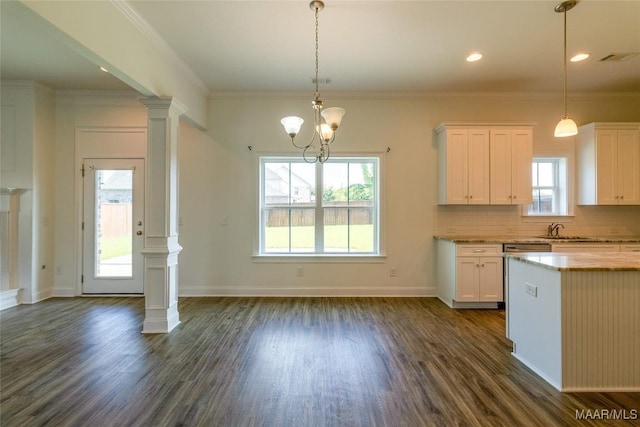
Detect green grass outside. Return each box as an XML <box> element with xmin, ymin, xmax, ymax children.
<box><xmin>99</xmin><ymin>234</ymin><xmax>132</xmax><ymax>261</ymax></box>
<box><xmin>265</xmin><ymin>225</ymin><xmax>374</xmax><ymax>252</ymax></box>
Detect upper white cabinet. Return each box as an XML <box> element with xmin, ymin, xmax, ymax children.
<box><xmin>437</xmin><ymin>123</ymin><xmax>535</xmax><ymax>205</ymax></box>
<box><xmin>437</xmin><ymin>127</ymin><xmax>490</xmax><ymax>204</ymax></box>
<box><xmin>490</xmin><ymin>129</ymin><xmax>533</xmax><ymax>204</ymax></box>
<box><xmin>578</xmin><ymin>122</ymin><xmax>640</xmax><ymax>205</ymax></box>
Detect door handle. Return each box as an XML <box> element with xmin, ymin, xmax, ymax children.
<box><xmin>136</xmin><ymin>231</ymin><xmax>143</xmax><ymax>235</ymax></box>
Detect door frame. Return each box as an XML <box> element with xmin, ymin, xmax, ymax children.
<box><xmin>74</xmin><ymin>126</ymin><xmax>147</xmax><ymax>296</ymax></box>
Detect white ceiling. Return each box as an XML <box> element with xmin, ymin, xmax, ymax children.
<box><xmin>2</xmin><ymin>1</ymin><xmax>640</xmax><ymax>94</ymax></box>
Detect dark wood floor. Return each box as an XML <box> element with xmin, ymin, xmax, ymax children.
<box><xmin>1</xmin><ymin>297</ymin><xmax>638</xmax><ymax>426</ymax></box>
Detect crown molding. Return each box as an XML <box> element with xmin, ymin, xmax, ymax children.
<box><xmin>110</xmin><ymin>0</ymin><xmax>209</xmax><ymax>94</ymax></box>
<box><xmin>208</xmin><ymin>90</ymin><xmax>640</xmax><ymax>101</ymax></box>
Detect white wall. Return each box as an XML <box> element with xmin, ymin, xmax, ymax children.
<box><xmin>32</xmin><ymin>84</ymin><xmax>55</xmax><ymax>301</ymax></box>
<box><xmin>53</xmin><ymin>91</ymin><xmax>147</xmax><ymax>296</ymax></box>
<box><xmin>175</xmin><ymin>92</ymin><xmax>640</xmax><ymax>296</ymax></box>
<box><xmin>0</xmin><ymin>82</ymin><xmax>55</xmax><ymax>303</ymax></box>
<box><xmin>178</xmin><ymin>95</ymin><xmax>434</xmax><ymax>296</ymax></box>
<box><xmin>47</xmin><ymin>90</ymin><xmax>640</xmax><ymax>297</ymax></box>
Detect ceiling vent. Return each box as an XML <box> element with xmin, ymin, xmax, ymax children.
<box><xmin>599</xmin><ymin>53</ymin><xmax>639</xmax><ymax>62</ymax></box>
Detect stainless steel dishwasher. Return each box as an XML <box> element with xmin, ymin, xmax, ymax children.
<box><xmin>503</xmin><ymin>242</ymin><xmax>552</xmax><ymax>338</ymax></box>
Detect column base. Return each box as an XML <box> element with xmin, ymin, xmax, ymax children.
<box><xmin>142</xmin><ymin>305</ymin><xmax>180</xmax><ymax>334</ymax></box>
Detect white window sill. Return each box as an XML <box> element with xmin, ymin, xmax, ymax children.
<box><xmin>252</xmin><ymin>254</ymin><xmax>387</xmax><ymax>264</ymax></box>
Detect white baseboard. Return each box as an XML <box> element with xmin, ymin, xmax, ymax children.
<box><xmin>0</xmin><ymin>289</ymin><xmax>21</xmax><ymax>311</ymax></box>
<box><xmin>20</xmin><ymin>287</ymin><xmax>53</xmax><ymax>304</ymax></box>
<box><xmin>51</xmin><ymin>287</ymin><xmax>77</xmax><ymax>297</ymax></box>
<box><xmin>179</xmin><ymin>284</ymin><xmax>437</xmax><ymax>297</ymax></box>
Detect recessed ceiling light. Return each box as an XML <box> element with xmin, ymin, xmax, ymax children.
<box><xmin>466</xmin><ymin>53</ymin><xmax>483</xmax><ymax>62</ymax></box>
<box><xmin>570</xmin><ymin>53</ymin><xmax>590</xmax><ymax>62</ymax></box>
<box><xmin>99</xmin><ymin>66</ymin><xmax>109</xmax><ymax>73</ymax></box>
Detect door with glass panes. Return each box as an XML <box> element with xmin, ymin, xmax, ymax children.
<box><xmin>82</xmin><ymin>158</ymin><xmax>144</xmax><ymax>294</ymax></box>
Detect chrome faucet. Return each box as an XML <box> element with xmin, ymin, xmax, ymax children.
<box><xmin>547</xmin><ymin>222</ymin><xmax>565</xmax><ymax>237</ymax></box>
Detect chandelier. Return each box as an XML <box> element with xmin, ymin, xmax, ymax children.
<box><xmin>553</xmin><ymin>0</ymin><xmax>578</xmax><ymax>137</ymax></box>
<box><xmin>280</xmin><ymin>1</ymin><xmax>345</xmax><ymax>163</ymax></box>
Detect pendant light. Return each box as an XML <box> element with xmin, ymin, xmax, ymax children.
<box><xmin>554</xmin><ymin>0</ymin><xmax>578</xmax><ymax>137</ymax></box>
<box><xmin>280</xmin><ymin>1</ymin><xmax>345</xmax><ymax>163</ymax></box>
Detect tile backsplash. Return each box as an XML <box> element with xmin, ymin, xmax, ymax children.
<box><xmin>435</xmin><ymin>205</ymin><xmax>640</xmax><ymax>237</ymax></box>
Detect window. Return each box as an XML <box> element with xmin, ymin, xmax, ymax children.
<box><xmin>527</xmin><ymin>157</ymin><xmax>569</xmax><ymax>216</ymax></box>
<box><xmin>259</xmin><ymin>156</ymin><xmax>380</xmax><ymax>255</ymax></box>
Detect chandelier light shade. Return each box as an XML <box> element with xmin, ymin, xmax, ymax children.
<box><xmin>554</xmin><ymin>0</ymin><xmax>578</xmax><ymax>138</ymax></box>
<box><xmin>281</xmin><ymin>116</ymin><xmax>304</xmax><ymax>137</ymax></box>
<box><xmin>280</xmin><ymin>0</ymin><xmax>345</xmax><ymax>163</ymax></box>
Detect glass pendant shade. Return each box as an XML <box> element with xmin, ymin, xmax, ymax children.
<box><xmin>317</xmin><ymin>123</ymin><xmax>334</xmax><ymax>141</ymax></box>
<box><xmin>320</xmin><ymin>107</ymin><xmax>345</xmax><ymax>130</ymax></box>
<box><xmin>281</xmin><ymin>116</ymin><xmax>304</xmax><ymax>137</ymax></box>
<box><xmin>554</xmin><ymin>117</ymin><xmax>578</xmax><ymax>137</ymax></box>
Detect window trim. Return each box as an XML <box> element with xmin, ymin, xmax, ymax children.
<box><xmin>521</xmin><ymin>149</ymin><xmax>575</xmax><ymax>219</ymax></box>
<box><xmin>254</xmin><ymin>152</ymin><xmax>385</xmax><ymax>259</ymax></box>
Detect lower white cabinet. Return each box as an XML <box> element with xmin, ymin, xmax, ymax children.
<box><xmin>456</xmin><ymin>255</ymin><xmax>503</xmax><ymax>302</ymax></box>
<box><xmin>436</xmin><ymin>240</ymin><xmax>503</xmax><ymax>308</ymax></box>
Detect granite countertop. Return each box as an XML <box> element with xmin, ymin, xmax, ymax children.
<box><xmin>433</xmin><ymin>235</ymin><xmax>640</xmax><ymax>244</ymax></box>
<box><xmin>504</xmin><ymin>252</ymin><xmax>640</xmax><ymax>271</ymax></box>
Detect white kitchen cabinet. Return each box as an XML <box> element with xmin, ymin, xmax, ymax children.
<box><xmin>490</xmin><ymin>128</ymin><xmax>533</xmax><ymax>205</ymax></box>
<box><xmin>437</xmin><ymin>127</ymin><xmax>490</xmax><ymax>204</ymax></box>
<box><xmin>620</xmin><ymin>244</ymin><xmax>640</xmax><ymax>253</ymax></box>
<box><xmin>437</xmin><ymin>123</ymin><xmax>535</xmax><ymax>205</ymax></box>
<box><xmin>436</xmin><ymin>239</ymin><xmax>503</xmax><ymax>308</ymax></box>
<box><xmin>551</xmin><ymin>243</ymin><xmax>619</xmax><ymax>253</ymax></box>
<box><xmin>578</xmin><ymin>122</ymin><xmax>640</xmax><ymax>205</ymax></box>
<box><xmin>455</xmin><ymin>251</ymin><xmax>503</xmax><ymax>302</ymax></box>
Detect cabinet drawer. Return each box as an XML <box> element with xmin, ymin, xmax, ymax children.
<box><xmin>620</xmin><ymin>245</ymin><xmax>640</xmax><ymax>252</ymax></box>
<box><xmin>456</xmin><ymin>244</ymin><xmax>501</xmax><ymax>256</ymax></box>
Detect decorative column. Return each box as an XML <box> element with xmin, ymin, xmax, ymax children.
<box><xmin>139</xmin><ymin>97</ymin><xmax>186</xmax><ymax>333</ymax></box>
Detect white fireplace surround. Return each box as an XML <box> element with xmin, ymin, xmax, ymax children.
<box><xmin>0</xmin><ymin>188</ymin><xmax>26</xmax><ymax>310</ymax></box>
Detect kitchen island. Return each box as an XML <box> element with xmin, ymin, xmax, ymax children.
<box><xmin>504</xmin><ymin>252</ymin><xmax>640</xmax><ymax>392</ymax></box>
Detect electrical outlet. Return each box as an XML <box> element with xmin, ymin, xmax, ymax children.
<box><xmin>390</xmin><ymin>267</ymin><xmax>397</xmax><ymax>277</ymax></box>
<box><xmin>56</xmin><ymin>266</ymin><xmax>63</xmax><ymax>275</ymax></box>
<box><xmin>525</xmin><ymin>282</ymin><xmax>537</xmax><ymax>297</ymax></box>
<box><xmin>297</xmin><ymin>267</ymin><xmax>304</xmax><ymax>277</ymax></box>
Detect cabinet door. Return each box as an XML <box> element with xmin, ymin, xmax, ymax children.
<box><xmin>489</xmin><ymin>130</ymin><xmax>513</xmax><ymax>204</ymax></box>
<box><xmin>467</xmin><ymin>129</ymin><xmax>490</xmax><ymax>204</ymax></box>
<box><xmin>511</xmin><ymin>129</ymin><xmax>533</xmax><ymax>204</ymax></box>
<box><xmin>595</xmin><ymin>130</ymin><xmax>619</xmax><ymax>204</ymax></box>
<box><xmin>456</xmin><ymin>257</ymin><xmax>479</xmax><ymax>301</ymax></box>
<box><xmin>489</xmin><ymin>129</ymin><xmax>533</xmax><ymax>205</ymax></box>
<box><xmin>478</xmin><ymin>257</ymin><xmax>503</xmax><ymax>302</ymax></box>
<box><xmin>444</xmin><ymin>129</ymin><xmax>470</xmax><ymax>204</ymax></box>
<box><xmin>617</xmin><ymin>130</ymin><xmax>640</xmax><ymax>205</ymax></box>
